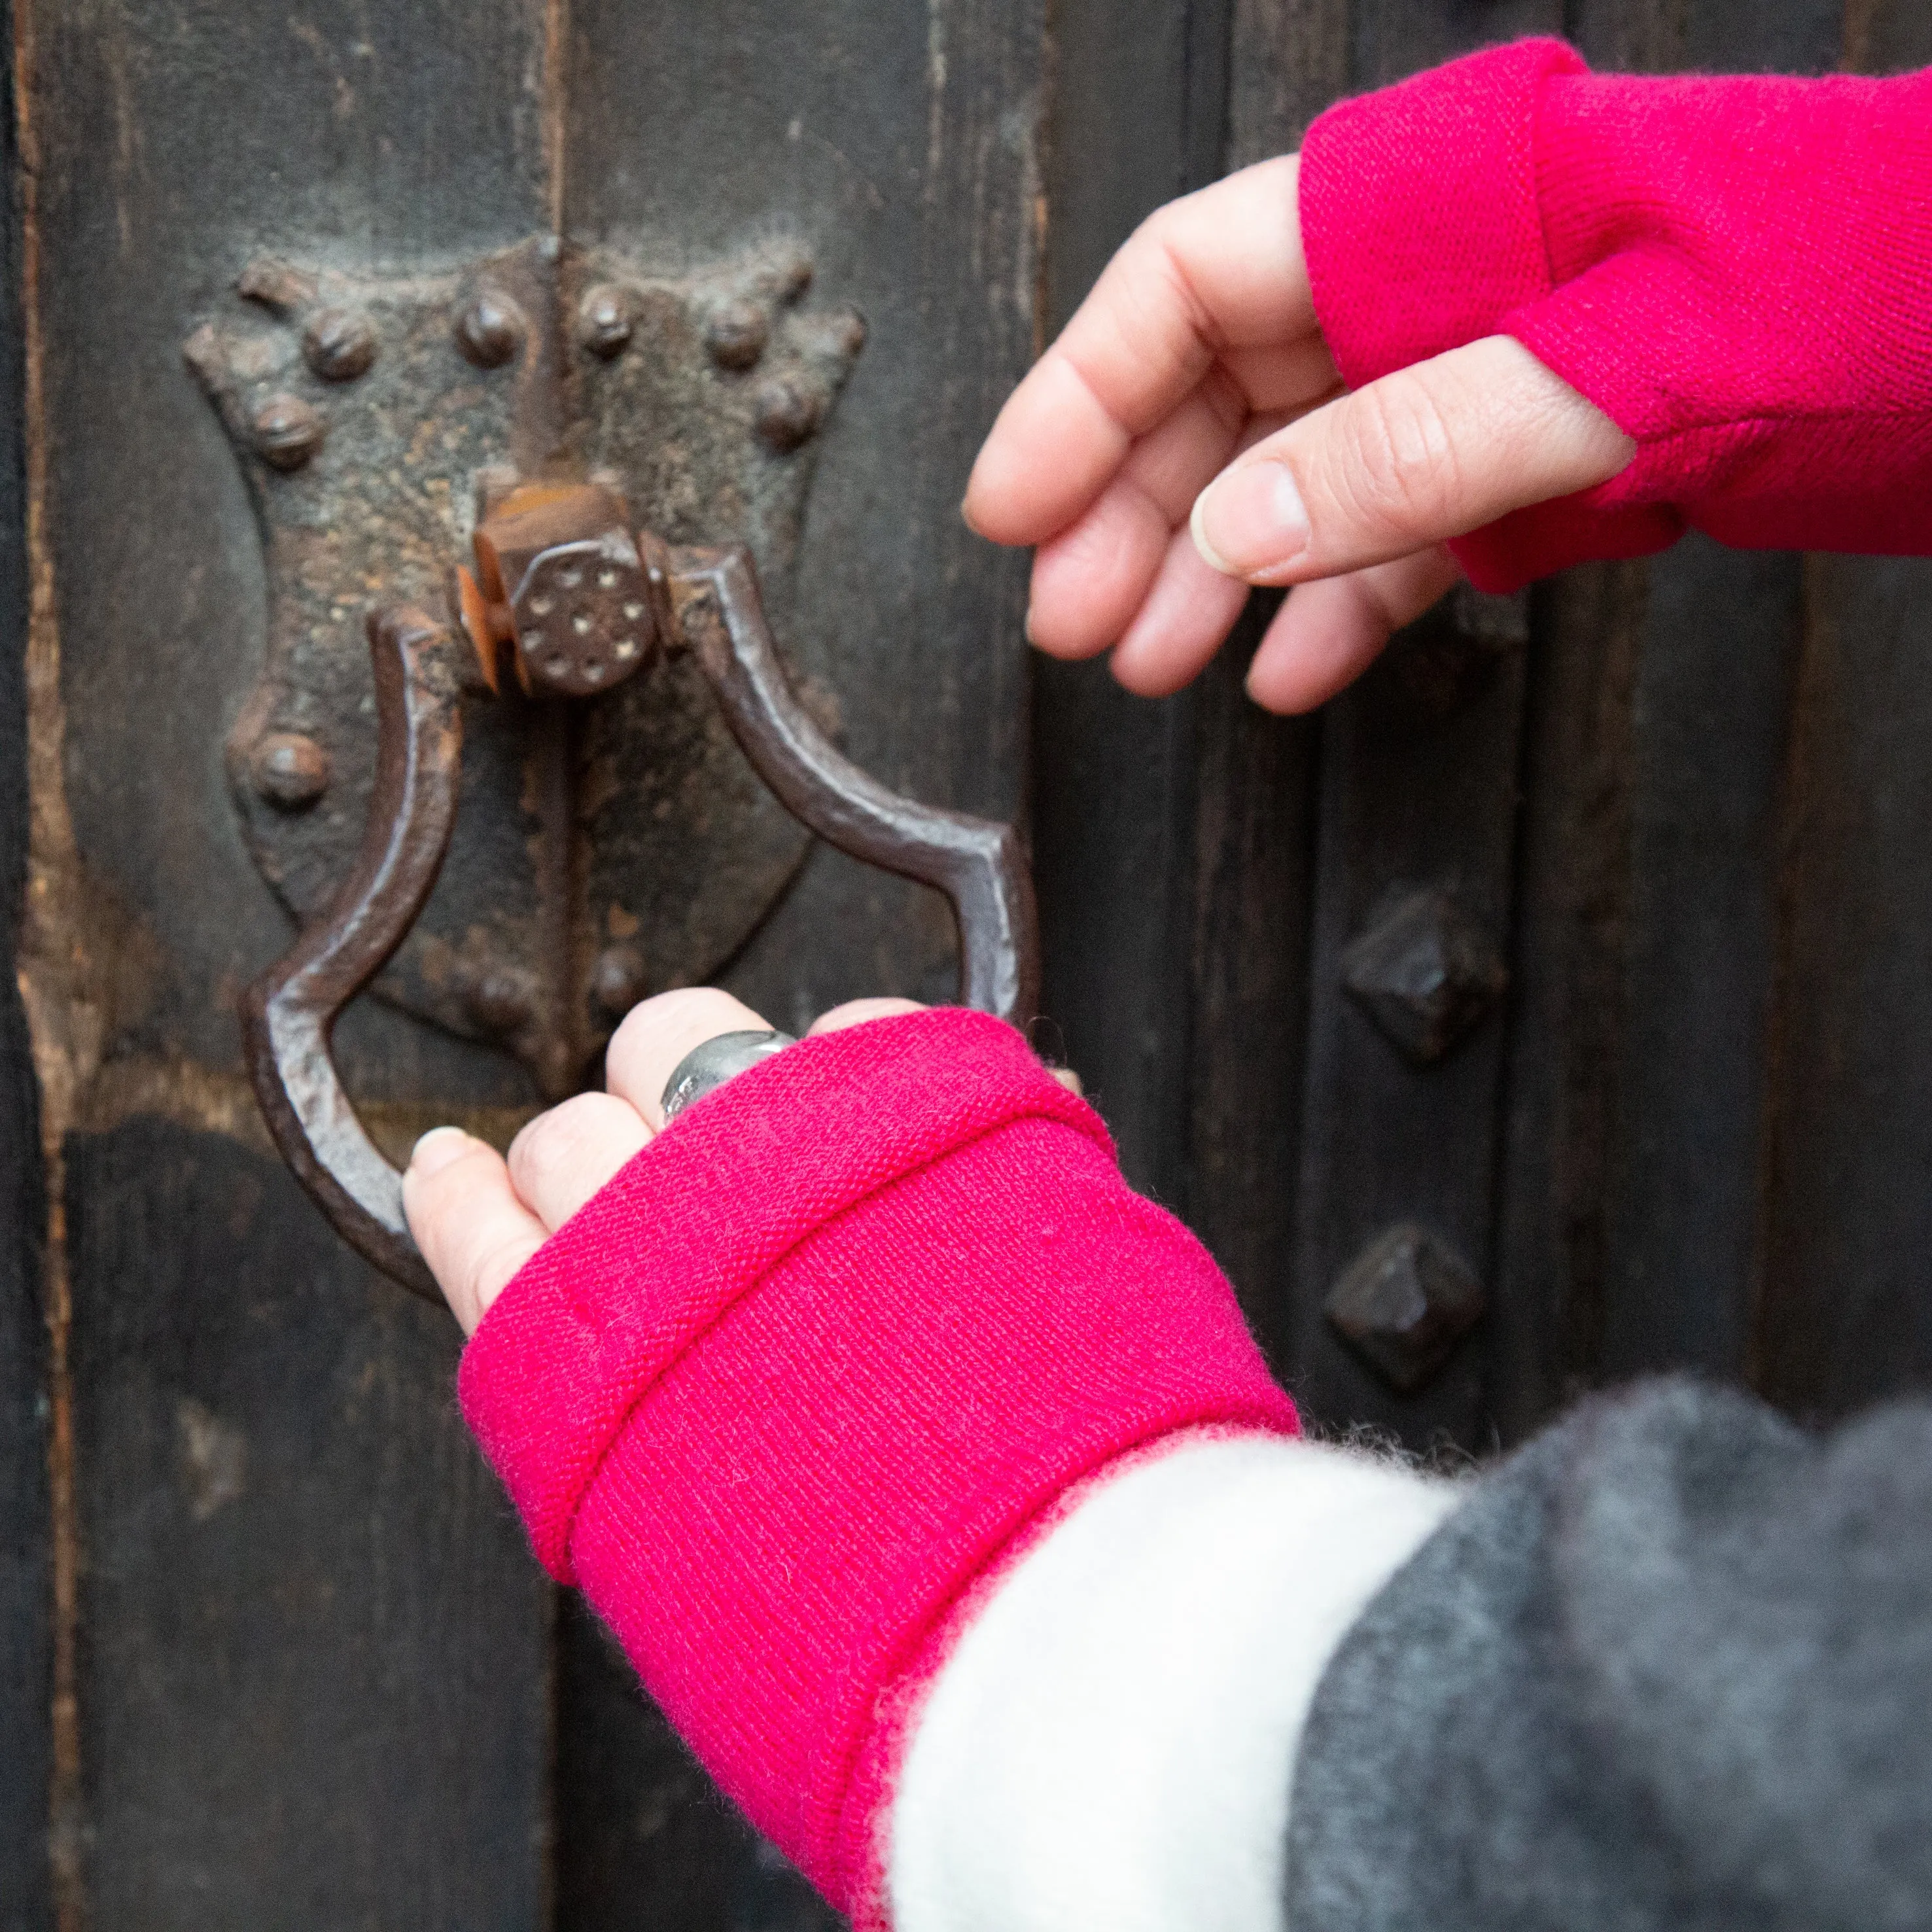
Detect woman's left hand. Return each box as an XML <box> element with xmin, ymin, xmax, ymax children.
<box><xmin>402</xmin><ymin>989</ymin><xmax>924</xmax><ymax>1335</ymax></box>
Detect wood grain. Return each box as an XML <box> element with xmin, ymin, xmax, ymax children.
<box><xmin>1029</xmin><ymin>0</ymin><xmax>1222</xmax><ymax>1203</ymax></box>
<box><xmin>1757</xmin><ymin>551</ymin><xmax>1932</xmax><ymax>1416</ymax></box>
<box><xmin>0</xmin><ymin>1</ymin><xmax>50</xmax><ymax>1921</ymax></box>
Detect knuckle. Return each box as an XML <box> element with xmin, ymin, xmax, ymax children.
<box><xmin>1330</xmin><ymin>377</ymin><xmax>1464</xmax><ymax>537</ymax></box>
<box><xmin>608</xmin><ymin>985</ymin><xmax>732</xmax><ymax>1064</ymax></box>
<box><xmin>1108</xmin><ymin>210</ymin><xmax>1222</xmax><ymax>364</ymax></box>
<box><xmin>810</xmin><ymin>996</ymin><xmax>924</xmax><ymax>1037</ymax></box>
<box><xmin>633</xmin><ymin>986</ymin><xmax>726</xmax><ymax>1032</ymax></box>
<box><xmin>465</xmin><ymin>1225</ymin><xmax>540</xmax><ymax>1311</ymax></box>
<box><xmin>508</xmin><ymin>1095</ymin><xmax>608</xmax><ymax>1193</ymax></box>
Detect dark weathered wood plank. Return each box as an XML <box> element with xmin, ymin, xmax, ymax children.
<box><xmin>1183</xmin><ymin>613</ymin><xmax>1319</xmax><ymax>1367</ymax></box>
<box><xmin>1755</xmin><ymin>0</ymin><xmax>1932</xmax><ymax>1425</ymax></box>
<box><xmin>1354</xmin><ymin>0</ymin><xmax>1553</xmax><ymax>88</ymax></box>
<box><xmin>1490</xmin><ymin>561</ymin><xmax>1643</xmax><ymax>1441</ymax></box>
<box><xmin>1757</xmin><ymin>552</ymin><xmax>1932</xmax><ymax>1418</ymax></box>
<box><xmin>1595</xmin><ymin>540</ymin><xmax>1804</xmax><ymax>1384</ymax></box>
<box><xmin>0</xmin><ymin>1016</ymin><xmax>46</xmax><ymax>1932</ymax></box>
<box><xmin>554</xmin><ymin>1595</ymin><xmax>739</xmax><ymax>1932</ymax></box>
<box><xmin>555</xmin><ymin>1597</ymin><xmax>839</xmax><ymax>1932</ymax></box>
<box><xmin>1230</xmin><ymin>0</ymin><xmax>1349</xmax><ymax>153</ymax></box>
<box><xmin>1846</xmin><ymin>0</ymin><xmax>1932</xmax><ymax>71</ymax></box>
<box><xmin>1278</xmin><ymin>0</ymin><xmax>1554</xmax><ymax>1450</ymax></box>
<box><xmin>1484</xmin><ymin>0</ymin><xmax>1840</xmax><ymax>1440</ymax></box>
<box><xmin>1754</xmin><ymin>0</ymin><xmax>1932</xmax><ymax>1424</ymax></box>
<box><xmin>67</xmin><ymin>1122</ymin><xmax>550</xmax><ymax>1930</ymax></box>
<box><xmin>1027</xmin><ymin>0</ymin><xmax>1227</xmax><ymax>1201</ymax></box>
<box><xmin>0</xmin><ymin>969</ymin><xmax>48</xmax><ymax>1932</ymax></box>
<box><xmin>1032</xmin><ymin>668</ymin><xmax>1200</xmax><ymax>1199</ymax></box>
<box><xmin>29</xmin><ymin>4</ymin><xmax>559</xmax><ymax>1920</ymax></box>
<box><xmin>1573</xmin><ymin>0</ymin><xmax>1844</xmax><ymax>68</ymax></box>
<box><xmin>0</xmin><ymin>3</ymin><xmax>50</xmax><ymax>1922</ymax></box>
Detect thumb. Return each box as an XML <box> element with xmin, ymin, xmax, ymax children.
<box><xmin>1190</xmin><ymin>335</ymin><xmax>1634</xmax><ymax>585</ymax></box>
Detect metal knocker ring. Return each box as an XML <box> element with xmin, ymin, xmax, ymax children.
<box><xmin>241</xmin><ymin>533</ymin><xmax>1038</xmax><ymax>1301</ymax></box>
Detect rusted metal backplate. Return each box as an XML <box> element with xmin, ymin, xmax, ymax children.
<box><xmin>186</xmin><ymin>236</ymin><xmax>863</xmax><ymax>1094</ymax></box>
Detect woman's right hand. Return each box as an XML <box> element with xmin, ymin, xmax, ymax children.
<box><xmin>961</xmin><ymin>155</ymin><xmax>1633</xmax><ymax>714</ymax></box>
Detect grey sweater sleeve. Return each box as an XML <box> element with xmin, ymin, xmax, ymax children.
<box><xmin>1283</xmin><ymin>1378</ymin><xmax>1932</xmax><ymax>1932</ymax></box>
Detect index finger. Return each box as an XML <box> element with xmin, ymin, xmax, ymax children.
<box><xmin>962</xmin><ymin>155</ymin><xmax>1316</xmax><ymax>548</ymax></box>
<box><xmin>402</xmin><ymin>1131</ymin><xmax>547</xmax><ymax>1335</ymax></box>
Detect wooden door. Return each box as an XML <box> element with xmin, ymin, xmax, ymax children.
<box><xmin>1</xmin><ymin>1</ymin><xmax>1927</xmax><ymax>1928</ymax></box>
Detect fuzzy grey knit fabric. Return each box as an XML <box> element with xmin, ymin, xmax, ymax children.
<box><xmin>1284</xmin><ymin>1379</ymin><xmax>1932</xmax><ymax>1931</ymax></box>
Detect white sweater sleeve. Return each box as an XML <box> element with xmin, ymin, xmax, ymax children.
<box><xmin>888</xmin><ymin>1431</ymin><xmax>1464</xmax><ymax>1932</ymax></box>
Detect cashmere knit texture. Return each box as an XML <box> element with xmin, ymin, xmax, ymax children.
<box><xmin>458</xmin><ymin>1008</ymin><xmax>1299</xmax><ymax>1918</ymax></box>
<box><xmin>1299</xmin><ymin>39</ymin><xmax>1932</xmax><ymax>591</ymax></box>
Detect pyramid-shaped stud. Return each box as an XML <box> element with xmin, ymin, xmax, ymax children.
<box><xmin>1324</xmin><ymin>1223</ymin><xmax>1487</xmax><ymax>1393</ymax></box>
<box><xmin>1341</xmin><ymin>886</ymin><xmax>1507</xmax><ymax>1064</ymax></box>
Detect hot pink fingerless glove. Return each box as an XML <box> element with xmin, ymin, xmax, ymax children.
<box><xmin>459</xmin><ymin>1008</ymin><xmax>1297</xmax><ymax>1920</ymax></box>
<box><xmin>1299</xmin><ymin>39</ymin><xmax>1932</xmax><ymax>589</ymax></box>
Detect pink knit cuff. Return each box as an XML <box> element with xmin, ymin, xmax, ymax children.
<box><xmin>1299</xmin><ymin>43</ymin><xmax>1932</xmax><ymax>588</ymax></box>
<box><xmin>1299</xmin><ymin>37</ymin><xmax>1581</xmax><ymax>395</ymax></box>
<box><xmin>459</xmin><ymin>1008</ymin><xmax>1298</xmax><ymax>1913</ymax></box>
<box><xmin>1296</xmin><ymin>37</ymin><xmax>1667</xmax><ymax>591</ymax></box>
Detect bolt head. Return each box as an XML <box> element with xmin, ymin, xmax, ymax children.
<box><xmin>470</xmin><ymin>482</ymin><xmax>658</xmax><ymax>700</ymax></box>
<box><xmin>249</xmin><ymin>731</ymin><xmax>330</xmax><ymax>809</ymax></box>
<box><xmin>251</xmin><ymin>395</ymin><xmax>326</xmax><ymax>471</ymax></box>
<box><xmin>512</xmin><ymin>537</ymin><xmax>656</xmax><ymax>697</ymax></box>
<box><xmin>753</xmin><ymin>376</ymin><xmax>824</xmax><ymax>452</ymax></box>
<box><xmin>705</xmin><ymin>298</ymin><xmax>769</xmax><ymax>370</ymax></box>
<box><xmin>1325</xmin><ymin>1223</ymin><xmax>1486</xmax><ymax>1392</ymax></box>
<box><xmin>1341</xmin><ymin>887</ymin><xmax>1507</xmax><ymax>1064</ymax></box>
<box><xmin>580</xmin><ymin>286</ymin><xmax>635</xmax><ymax>359</ymax></box>
<box><xmin>591</xmin><ymin>944</ymin><xmax>648</xmax><ymax>1018</ymax></box>
<box><xmin>455</xmin><ymin>293</ymin><xmax>524</xmax><ymax>368</ymax></box>
<box><xmin>302</xmin><ymin>308</ymin><xmax>378</xmax><ymax>381</ymax></box>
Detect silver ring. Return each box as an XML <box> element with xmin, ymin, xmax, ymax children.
<box><xmin>660</xmin><ymin>1028</ymin><xmax>798</xmax><ymax>1121</ymax></box>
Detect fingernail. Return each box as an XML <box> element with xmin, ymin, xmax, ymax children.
<box><xmin>409</xmin><ymin>1126</ymin><xmax>472</xmax><ymax>1177</ymax></box>
<box><xmin>1192</xmin><ymin>462</ymin><xmax>1310</xmax><ymax>576</ymax></box>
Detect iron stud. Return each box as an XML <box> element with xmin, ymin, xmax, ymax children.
<box><xmin>249</xmin><ymin>731</ymin><xmax>330</xmax><ymax>809</ymax></box>
<box><xmin>705</xmin><ymin>298</ymin><xmax>770</xmax><ymax>370</ymax></box>
<box><xmin>303</xmin><ymin>309</ymin><xmax>378</xmax><ymax>382</ymax></box>
<box><xmin>251</xmin><ymin>395</ymin><xmax>326</xmax><ymax>472</ymax></box>
<box><xmin>580</xmin><ymin>285</ymin><xmax>634</xmax><ymax>359</ymax></box>
<box><xmin>754</xmin><ymin>376</ymin><xmax>824</xmax><ymax>452</ymax></box>
<box><xmin>455</xmin><ymin>293</ymin><xmax>523</xmax><ymax>368</ymax></box>
<box><xmin>1325</xmin><ymin>1223</ymin><xmax>1487</xmax><ymax>1393</ymax></box>
<box><xmin>1341</xmin><ymin>886</ymin><xmax>1507</xmax><ymax>1064</ymax></box>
